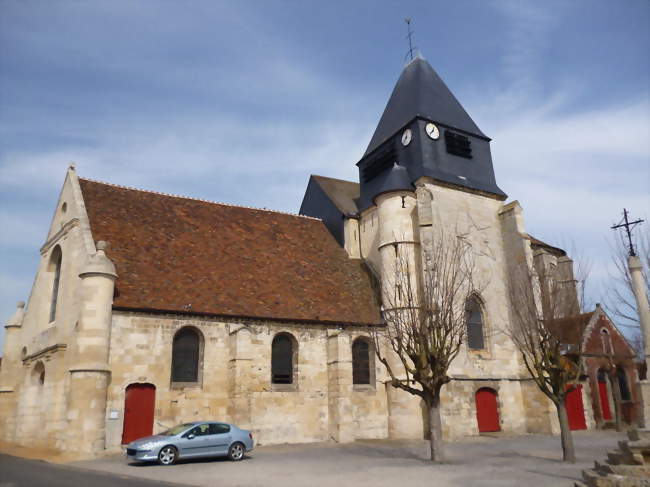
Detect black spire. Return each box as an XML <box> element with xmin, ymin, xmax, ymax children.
<box><xmin>365</xmin><ymin>56</ymin><xmax>487</xmax><ymax>156</ymax></box>
<box><xmin>356</xmin><ymin>56</ymin><xmax>505</xmax><ymax>210</ymax></box>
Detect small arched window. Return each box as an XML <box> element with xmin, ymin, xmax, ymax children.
<box><xmin>272</xmin><ymin>333</ymin><xmax>296</xmax><ymax>384</ymax></box>
<box><xmin>601</xmin><ymin>329</ymin><xmax>613</xmax><ymax>356</ymax></box>
<box><xmin>171</xmin><ymin>327</ymin><xmax>202</xmax><ymax>383</ymax></box>
<box><xmin>466</xmin><ymin>296</ymin><xmax>485</xmax><ymax>350</ymax></box>
<box><xmin>352</xmin><ymin>337</ymin><xmax>371</xmax><ymax>385</ymax></box>
<box><xmin>49</xmin><ymin>246</ymin><xmax>62</xmax><ymax>323</ymax></box>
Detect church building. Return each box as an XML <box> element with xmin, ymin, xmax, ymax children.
<box><xmin>0</xmin><ymin>56</ymin><xmax>599</xmax><ymax>456</ymax></box>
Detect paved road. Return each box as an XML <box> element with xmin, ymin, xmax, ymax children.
<box><xmin>0</xmin><ymin>454</ymin><xmax>190</xmax><ymax>487</ymax></box>
<box><xmin>71</xmin><ymin>430</ymin><xmax>626</xmax><ymax>487</ymax></box>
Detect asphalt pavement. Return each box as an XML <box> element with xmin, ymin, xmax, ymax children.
<box><xmin>0</xmin><ymin>454</ymin><xmax>190</xmax><ymax>487</ymax></box>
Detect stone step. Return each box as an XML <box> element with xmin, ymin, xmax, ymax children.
<box><xmin>628</xmin><ymin>430</ymin><xmax>641</xmax><ymax>442</ymax></box>
<box><xmin>608</xmin><ymin>476</ymin><xmax>650</xmax><ymax>487</ymax></box>
<box><xmin>619</xmin><ymin>441</ymin><xmax>648</xmax><ymax>465</ymax></box>
<box><xmin>581</xmin><ymin>469</ymin><xmax>609</xmax><ymax>487</ymax></box>
<box><xmin>602</xmin><ymin>462</ymin><xmax>650</xmax><ymax>478</ymax></box>
<box><xmin>608</xmin><ymin>450</ymin><xmax>625</xmax><ymax>465</ymax></box>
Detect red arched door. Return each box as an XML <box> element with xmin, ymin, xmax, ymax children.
<box><xmin>122</xmin><ymin>383</ymin><xmax>156</xmax><ymax>444</ymax></box>
<box><xmin>565</xmin><ymin>385</ymin><xmax>587</xmax><ymax>430</ymax></box>
<box><xmin>475</xmin><ymin>388</ymin><xmax>500</xmax><ymax>432</ymax></box>
<box><xmin>597</xmin><ymin>371</ymin><xmax>612</xmax><ymax>421</ymax></box>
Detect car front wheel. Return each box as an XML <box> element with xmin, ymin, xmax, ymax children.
<box><xmin>228</xmin><ymin>442</ymin><xmax>245</xmax><ymax>461</ymax></box>
<box><xmin>158</xmin><ymin>445</ymin><xmax>178</xmax><ymax>465</ymax></box>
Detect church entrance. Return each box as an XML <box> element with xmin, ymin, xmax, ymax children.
<box><xmin>565</xmin><ymin>384</ymin><xmax>587</xmax><ymax>430</ymax></box>
<box><xmin>475</xmin><ymin>388</ymin><xmax>500</xmax><ymax>433</ymax></box>
<box><xmin>597</xmin><ymin>369</ymin><xmax>612</xmax><ymax>421</ymax></box>
<box><xmin>121</xmin><ymin>383</ymin><xmax>156</xmax><ymax>445</ymax></box>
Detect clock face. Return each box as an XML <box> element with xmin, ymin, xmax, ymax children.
<box><xmin>425</xmin><ymin>122</ymin><xmax>440</xmax><ymax>140</ymax></box>
<box><xmin>401</xmin><ymin>128</ymin><xmax>412</xmax><ymax>146</ymax></box>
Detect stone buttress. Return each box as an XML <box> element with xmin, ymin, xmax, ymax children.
<box><xmin>65</xmin><ymin>240</ymin><xmax>117</xmax><ymax>454</ymax></box>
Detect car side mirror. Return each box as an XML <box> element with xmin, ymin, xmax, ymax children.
<box><xmin>187</xmin><ymin>434</ymin><xmax>195</xmax><ymax>440</ymax></box>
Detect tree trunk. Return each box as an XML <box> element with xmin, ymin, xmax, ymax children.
<box><xmin>428</xmin><ymin>396</ymin><xmax>445</xmax><ymax>462</ymax></box>
<box><xmin>609</xmin><ymin>370</ymin><xmax>623</xmax><ymax>432</ymax></box>
<box><xmin>556</xmin><ymin>400</ymin><xmax>576</xmax><ymax>463</ymax></box>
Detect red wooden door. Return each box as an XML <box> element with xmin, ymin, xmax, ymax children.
<box><xmin>121</xmin><ymin>383</ymin><xmax>156</xmax><ymax>444</ymax></box>
<box><xmin>565</xmin><ymin>385</ymin><xmax>587</xmax><ymax>430</ymax></box>
<box><xmin>475</xmin><ymin>388</ymin><xmax>500</xmax><ymax>432</ymax></box>
<box><xmin>598</xmin><ymin>381</ymin><xmax>612</xmax><ymax>421</ymax></box>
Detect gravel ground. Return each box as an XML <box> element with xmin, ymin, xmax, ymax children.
<box><xmin>70</xmin><ymin>430</ymin><xmax>626</xmax><ymax>487</ymax></box>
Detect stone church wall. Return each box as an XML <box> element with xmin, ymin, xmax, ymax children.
<box><xmin>104</xmin><ymin>312</ymin><xmax>389</xmax><ymax>450</ymax></box>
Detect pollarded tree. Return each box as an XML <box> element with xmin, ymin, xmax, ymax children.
<box><xmin>506</xmin><ymin>256</ymin><xmax>590</xmax><ymax>463</ymax></box>
<box><xmin>372</xmin><ymin>230</ymin><xmax>482</xmax><ymax>462</ymax></box>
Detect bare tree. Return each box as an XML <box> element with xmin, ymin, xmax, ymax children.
<box><xmin>371</xmin><ymin>230</ymin><xmax>481</xmax><ymax>462</ymax></box>
<box><xmin>604</xmin><ymin>227</ymin><xmax>649</xmax><ymax>353</ymax></box>
<box><xmin>506</xmin><ymin>256</ymin><xmax>590</xmax><ymax>463</ymax></box>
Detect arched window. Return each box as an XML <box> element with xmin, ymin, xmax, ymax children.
<box><xmin>352</xmin><ymin>337</ymin><xmax>371</xmax><ymax>385</ymax></box>
<box><xmin>272</xmin><ymin>333</ymin><xmax>296</xmax><ymax>384</ymax></box>
<box><xmin>617</xmin><ymin>367</ymin><xmax>631</xmax><ymax>401</ymax></box>
<box><xmin>466</xmin><ymin>296</ymin><xmax>485</xmax><ymax>350</ymax></box>
<box><xmin>171</xmin><ymin>327</ymin><xmax>202</xmax><ymax>383</ymax></box>
<box><xmin>49</xmin><ymin>246</ymin><xmax>62</xmax><ymax>323</ymax></box>
<box><xmin>601</xmin><ymin>329</ymin><xmax>613</xmax><ymax>356</ymax></box>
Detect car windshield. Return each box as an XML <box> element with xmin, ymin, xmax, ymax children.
<box><xmin>160</xmin><ymin>423</ymin><xmax>195</xmax><ymax>436</ymax></box>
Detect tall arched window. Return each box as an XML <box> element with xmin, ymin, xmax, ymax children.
<box><xmin>272</xmin><ymin>333</ymin><xmax>296</xmax><ymax>384</ymax></box>
<box><xmin>171</xmin><ymin>327</ymin><xmax>202</xmax><ymax>383</ymax></box>
<box><xmin>466</xmin><ymin>296</ymin><xmax>485</xmax><ymax>350</ymax></box>
<box><xmin>352</xmin><ymin>337</ymin><xmax>371</xmax><ymax>385</ymax></box>
<box><xmin>49</xmin><ymin>246</ymin><xmax>62</xmax><ymax>323</ymax></box>
<box><xmin>617</xmin><ymin>367</ymin><xmax>631</xmax><ymax>401</ymax></box>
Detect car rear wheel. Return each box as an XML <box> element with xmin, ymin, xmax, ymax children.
<box><xmin>158</xmin><ymin>445</ymin><xmax>178</xmax><ymax>465</ymax></box>
<box><xmin>228</xmin><ymin>442</ymin><xmax>245</xmax><ymax>461</ymax></box>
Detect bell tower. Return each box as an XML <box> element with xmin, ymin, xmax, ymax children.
<box><xmin>356</xmin><ymin>55</ymin><xmax>506</xmax><ymax>211</ymax></box>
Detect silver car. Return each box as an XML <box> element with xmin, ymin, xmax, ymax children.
<box><xmin>125</xmin><ymin>421</ymin><xmax>254</xmax><ymax>465</ymax></box>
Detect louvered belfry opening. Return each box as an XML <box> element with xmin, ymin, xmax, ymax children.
<box><xmin>271</xmin><ymin>334</ymin><xmax>294</xmax><ymax>384</ymax></box>
<box><xmin>444</xmin><ymin>130</ymin><xmax>472</xmax><ymax>159</ymax></box>
<box><xmin>466</xmin><ymin>296</ymin><xmax>485</xmax><ymax>350</ymax></box>
<box><xmin>171</xmin><ymin>327</ymin><xmax>200</xmax><ymax>382</ymax></box>
<box><xmin>352</xmin><ymin>338</ymin><xmax>371</xmax><ymax>384</ymax></box>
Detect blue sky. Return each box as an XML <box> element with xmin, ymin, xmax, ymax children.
<box><xmin>1</xmin><ymin>0</ymin><xmax>648</xmax><ymax>352</ymax></box>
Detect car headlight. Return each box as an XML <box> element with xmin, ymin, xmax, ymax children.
<box><xmin>137</xmin><ymin>442</ymin><xmax>158</xmax><ymax>450</ymax></box>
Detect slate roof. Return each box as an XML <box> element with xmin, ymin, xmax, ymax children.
<box><xmin>365</xmin><ymin>56</ymin><xmax>487</xmax><ymax>156</ymax></box>
<box><xmin>79</xmin><ymin>178</ymin><xmax>382</xmax><ymax>325</ymax></box>
<box><xmin>311</xmin><ymin>175</ymin><xmax>359</xmax><ymax>215</ymax></box>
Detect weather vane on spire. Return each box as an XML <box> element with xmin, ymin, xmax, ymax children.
<box><xmin>404</xmin><ymin>18</ymin><xmax>417</xmax><ymax>61</ymax></box>
<box><xmin>611</xmin><ymin>208</ymin><xmax>645</xmax><ymax>257</ymax></box>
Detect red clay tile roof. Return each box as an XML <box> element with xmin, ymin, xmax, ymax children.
<box><xmin>79</xmin><ymin>178</ymin><xmax>382</xmax><ymax>325</ymax></box>
<box><xmin>547</xmin><ymin>311</ymin><xmax>594</xmax><ymax>345</ymax></box>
